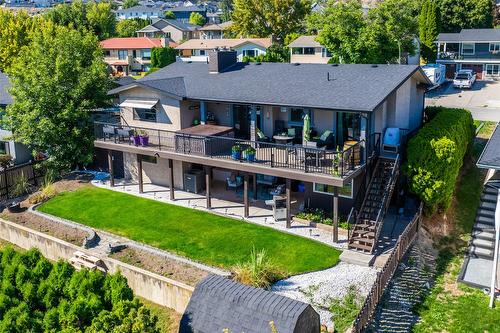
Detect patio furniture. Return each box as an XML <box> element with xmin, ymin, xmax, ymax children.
<box><xmin>256</xmin><ymin>128</ymin><xmax>270</xmax><ymax>143</ymax></box>
<box><xmin>103</xmin><ymin>126</ymin><xmax>116</xmax><ymax>140</ymax></box>
<box><xmin>273</xmin><ymin>135</ymin><xmax>294</xmax><ymax>145</ymax></box>
<box><xmin>226</xmin><ymin>175</ymin><xmax>243</xmax><ymax>191</ymax></box>
<box><xmin>274</xmin><ymin>120</ymin><xmax>286</xmax><ymax>135</ymax></box>
<box><xmin>316</xmin><ymin>130</ymin><xmax>335</xmax><ymax>149</ymax></box>
<box><xmin>270</xmin><ymin>184</ymin><xmax>286</xmax><ymax>196</ymax></box>
<box><xmin>116</xmin><ymin>127</ymin><xmax>133</xmax><ymax>142</ymax></box>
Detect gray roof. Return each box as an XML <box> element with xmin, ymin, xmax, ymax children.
<box><xmin>166</xmin><ymin>5</ymin><xmax>205</xmax><ymax>12</ymax></box>
<box><xmin>110</xmin><ymin>61</ymin><xmax>431</xmax><ymax>112</ymax></box>
<box><xmin>116</xmin><ymin>5</ymin><xmax>163</xmax><ymax>14</ymax></box>
<box><xmin>138</xmin><ymin>18</ymin><xmax>199</xmax><ymax>32</ymax></box>
<box><xmin>437</xmin><ymin>29</ymin><xmax>500</xmax><ymax>42</ymax></box>
<box><xmin>477</xmin><ymin>123</ymin><xmax>500</xmax><ymax>169</ymax></box>
<box><xmin>179</xmin><ymin>275</ymin><xmax>320</xmax><ymax>333</ymax></box>
<box><xmin>289</xmin><ymin>35</ymin><xmax>324</xmax><ymax>48</ymax></box>
<box><xmin>0</xmin><ymin>71</ymin><xmax>12</xmax><ymax>106</ymax></box>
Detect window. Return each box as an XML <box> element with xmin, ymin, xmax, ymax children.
<box><xmin>322</xmin><ymin>48</ymin><xmax>332</xmax><ymax>58</ymax></box>
<box><xmin>141</xmin><ymin>155</ymin><xmax>157</xmax><ymax>164</ymax></box>
<box><xmin>461</xmin><ymin>43</ymin><xmax>475</xmax><ymax>55</ymax></box>
<box><xmin>142</xmin><ymin>50</ymin><xmax>151</xmax><ymax>60</ymax></box>
<box><xmin>304</xmin><ymin>47</ymin><xmax>315</xmax><ymax>55</ymax></box>
<box><xmin>243</xmin><ymin>49</ymin><xmax>257</xmax><ymax>58</ymax></box>
<box><xmin>104</xmin><ymin>50</ymin><xmax>111</xmax><ymax>57</ymax></box>
<box><xmin>199</xmin><ymin>50</ymin><xmax>206</xmax><ymax>56</ymax></box>
<box><xmin>0</xmin><ymin>141</ymin><xmax>8</xmax><ymax>155</ymax></box>
<box><xmin>486</xmin><ymin>64</ymin><xmax>500</xmax><ymax>76</ymax></box>
<box><xmin>289</xmin><ymin>108</ymin><xmax>312</xmax><ymax>125</ymax></box>
<box><xmin>490</xmin><ymin>43</ymin><xmax>500</xmax><ymax>53</ymax></box>
<box><xmin>313</xmin><ymin>181</ymin><xmax>353</xmax><ymax>199</ymax></box>
<box><xmin>165</xmin><ymin>32</ymin><xmax>171</xmax><ymax>38</ymax></box>
<box><xmin>118</xmin><ymin>50</ymin><xmax>127</xmax><ymax>60</ymax></box>
<box><xmin>133</xmin><ymin>108</ymin><xmax>157</xmax><ymax>122</ymax></box>
<box><xmin>292</xmin><ymin>48</ymin><xmax>303</xmax><ymax>55</ymax></box>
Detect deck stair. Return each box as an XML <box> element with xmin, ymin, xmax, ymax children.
<box><xmin>469</xmin><ymin>183</ymin><xmax>499</xmax><ymax>259</ymax></box>
<box><xmin>348</xmin><ymin>156</ymin><xmax>400</xmax><ymax>253</ymax></box>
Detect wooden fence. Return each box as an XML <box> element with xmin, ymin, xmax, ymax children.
<box><xmin>0</xmin><ymin>161</ymin><xmax>43</xmax><ymax>202</ymax></box>
<box><xmin>352</xmin><ymin>202</ymin><xmax>424</xmax><ymax>333</ymax></box>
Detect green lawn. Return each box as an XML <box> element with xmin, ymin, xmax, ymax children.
<box><xmin>38</xmin><ymin>187</ymin><xmax>340</xmax><ymax>275</ymax></box>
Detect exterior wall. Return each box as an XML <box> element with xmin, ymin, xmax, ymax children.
<box><xmin>123</xmin><ymin>152</ymin><xmax>185</xmax><ymax>189</ymax></box>
<box><xmin>207</xmin><ymin>102</ymin><xmax>232</xmax><ymax>126</ymax></box>
<box><xmin>312</xmin><ymin>109</ymin><xmax>335</xmax><ymax>134</ymax></box>
<box><xmin>104</xmin><ymin>48</ymin><xmax>152</xmax><ymax>73</ymax></box>
<box><xmin>201</xmin><ymin>30</ymin><xmax>223</xmax><ymax>39</ymax></box>
<box><xmin>0</xmin><ymin>128</ymin><xmax>31</xmax><ymax>164</ymax></box>
<box><xmin>234</xmin><ymin>44</ymin><xmax>268</xmax><ymax>61</ymax></box>
<box><xmin>116</xmin><ymin>12</ymin><xmax>163</xmax><ymax>20</ymax></box>
<box><xmin>180</xmin><ymin>100</ymin><xmax>201</xmax><ymax>129</ymax></box>
<box><xmin>290</xmin><ymin>48</ymin><xmax>330</xmax><ymax>64</ymax></box>
<box><xmin>408</xmin><ymin>78</ymin><xmax>425</xmax><ymax>132</ymax></box>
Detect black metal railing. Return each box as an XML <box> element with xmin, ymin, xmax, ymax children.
<box><xmin>438</xmin><ymin>52</ymin><xmax>500</xmax><ymax>60</ymax></box>
<box><xmin>94</xmin><ymin>122</ymin><xmax>378</xmax><ymax>178</ymax></box>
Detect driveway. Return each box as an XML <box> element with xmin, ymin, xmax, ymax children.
<box><xmin>425</xmin><ymin>80</ymin><xmax>500</xmax><ymax>121</ymax></box>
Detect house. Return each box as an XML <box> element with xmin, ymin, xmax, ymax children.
<box><xmin>165</xmin><ymin>5</ymin><xmax>207</xmax><ymax>22</ymax></box>
<box><xmin>288</xmin><ymin>36</ymin><xmax>331</xmax><ymax>64</ymax></box>
<box><xmin>94</xmin><ymin>49</ymin><xmax>431</xmax><ymax>248</ymax></box>
<box><xmin>0</xmin><ymin>72</ymin><xmax>31</xmax><ymax>164</ymax></box>
<box><xmin>100</xmin><ymin>37</ymin><xmax>176</xmax><ymax>76</ymax></box>
<box><xmin>436</xmin><ymin>29</ymin><xmax>500</xmax><ymax>79</ymax></box>
<box><xmin>115</xmin><ymin>5</ymin><xmax>164</xmax><ymax>20</ymax></box>
<box><xmin>176</xmin><ymin>38</ymin><xmax>272</xmax><ymax>61</ymax></box>
<box><xmin>136</xmin><ymin>19</ymin><xmax>200</xmax><ymax>43</ymax></box>
<box><xmin>198</xmin><ymin>21</ymin><xmax>232</xmax><ymax>40</ymax></box>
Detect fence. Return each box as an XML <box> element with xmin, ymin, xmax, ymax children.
<box><xmin>0</xmin><ymin>161</ymin><xmax>43</xmax><ymax>202</ymax></box>
<box><xmin>352</xmin><ymin>202</ymin><xmax>424</xmax><ymax>333</ymax></box>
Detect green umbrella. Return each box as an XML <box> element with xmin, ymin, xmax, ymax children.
<box><xmin>303</xmin><ymin>113</ymin><xmax>311</xmax><ymax>144</ymax></box>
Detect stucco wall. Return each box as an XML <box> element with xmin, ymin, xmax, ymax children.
<box><xmin>0</xmin><ymin>218</ymin><xmax>194</xmax><ymax>313</ymax></box>
<box><xmin>290</xmin><ymin>49</ymin><xmax>330</xmax><ymax>64</ymax></box>
<box><xmin>207</xmin><ymin>102</ymin><xmax>232</xmax><ymax>126</ymax></box>
<box><xmin>123</xmin><ymin>152</ymin><xmax>185</xmax><ymax>189</ymax></box>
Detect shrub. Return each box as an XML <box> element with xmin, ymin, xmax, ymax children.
<box><xmin>329</xmin><ymin>285</ymin><xmax>363</xmax><ymax>333</ymax></box>
<box><xmin>405</xmin><ymin>106</ymin><xmax>474</xmax><ymax>214</ymax></box>
<box><xmin>232</xmin><ymin>248</ymin><xmax>283</xmax><ymax>289</ymax></box>
<box><xmin>11</xmin><ymin>171</ymin><xmax>30</xmax><ymax>198</ymax></box>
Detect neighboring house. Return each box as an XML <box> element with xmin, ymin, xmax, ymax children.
<box><xmin>198</xmin><ymin>21</ymin><xmax>232</xmax><ymax>40</ymax></box>
<box><xmin>165</xmin><ymin>5</ymin><xmax>207</xmax><ymax>22</ymax></box>
<box><xmin>115</xmin><ymin>5</ymin><xmax>164</xmax><ymax>20</ymax></box>
<box><xmin>136</xmin><ymin>19</ymin><xmax>200</xmax><ymax>43</ymax></box>
<box><xmin>288</xmin><ymin>36</ymin><xmax>331</xmax><ymax>64</ymax></box>
<box><xmin>100</xmin><ymin>37</ymin><xmax>176</xmax><ymax>76</ymax></box>
<box><xmin>94</xmin><ymin>50</ymin><xmax>431</xmax><ymax>250</ymax></box>
<box><xmin>176</xmin><ymin>38</ymin><xmax>272</xmax><ymax>61</ymax></box>
<box><xmin>436</xmin><ymin>29</ymin><xmax>500</xmax><ymax>80</ymax></box>
<box><xmin>0</xmin><ymin>72</ymin><xmax>31</xmax><ymax>164</ymax></box>
<box><xmin>206</xmin><ymin>11</ymin><xmax>222</xmax><ymax>24</ymax></box>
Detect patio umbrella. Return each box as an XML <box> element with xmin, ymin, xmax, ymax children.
<box><xmin>302</xmin><ymin>113</ymin><xmax>311</xmax><ymax>144</ymax></box>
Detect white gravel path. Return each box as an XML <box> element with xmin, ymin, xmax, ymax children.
<box><xmin>271</xmin><ymin>262</ymin><xmax>379</xmax><ymax>328</ymax></box>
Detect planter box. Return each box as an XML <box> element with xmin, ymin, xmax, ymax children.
<box><xmin>292</xmin><ymin>217</ymin><xmax>348</xmax><ymax>236</ymax></box>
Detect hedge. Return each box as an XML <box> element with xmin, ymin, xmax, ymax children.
<box><xmin>405</xmin><ymin>106</ymin><xmax>474</xmax><ymax>214</ymax></box>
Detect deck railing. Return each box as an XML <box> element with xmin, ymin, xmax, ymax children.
<box><xmin>94</xmin><ymin>122</ymin><xmax>378</xmax><ymax>178</ymax></box>
<box><xmin>352</xmin><ymin>202</ymin><xmax>423</xmax><ymax>333</ymax></box>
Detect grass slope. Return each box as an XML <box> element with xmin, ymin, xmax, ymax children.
<box><xmin>38</xmin><ymin>187</ymin><xmax>340</xmax><ymax>275</ymax></box>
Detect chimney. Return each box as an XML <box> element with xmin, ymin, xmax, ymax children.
<box><xmin>208</xmin><ymin>48</ymin><xmax>237</xmax><ymax>74</ymax></box>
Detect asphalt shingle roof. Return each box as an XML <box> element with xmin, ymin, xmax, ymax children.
<box><xmin>288</xmin><ymin>35</ymin><xmax>324</xmax><ymax>48</ymax></box>
<box><xmin>114</xmin><ymin>61</ymin><xmax>429</xmax><ymax>112</ymax></box>
<box><xmin>179</xmin><ymin>275</ymin><xmax>320</xmax><ymax>333</ymax></box>
<box><xmin>477</xmin><ymin>123</ymin><xmax>500</xmax><ymax>169</ymax></box>
<box><xmin>0</xmin><ymin>71</ymin><xmax>12</xmax><ymax>106</ymax></box>
<box><xmin>437</xmin><ymin>29</ymin><xmax>500</xmax><ymax>42</ymax></box>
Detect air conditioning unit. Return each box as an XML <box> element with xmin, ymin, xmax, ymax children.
<box><xmin>184</xmin><ymin>170</ymin><xmax>205</xmax><ymax>194</ymax></box>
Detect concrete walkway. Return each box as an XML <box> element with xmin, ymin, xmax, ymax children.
<box><xmin>92</xmin><ymin>179</ymin><xmax>348</xmax><ymax>249</ymax></box>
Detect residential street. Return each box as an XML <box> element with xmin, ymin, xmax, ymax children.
<box><xmin>426</xmin><ymin>81</ymin><xmax>500</xmax><ymax>121</ymax></box>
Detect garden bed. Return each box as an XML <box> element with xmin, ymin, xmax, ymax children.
<box><xmin>293</xmin><ymin>216</ymin><xmax>349</xmax><ymax>237</ymax></box>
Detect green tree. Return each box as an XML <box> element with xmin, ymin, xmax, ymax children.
<box><xmin>164</xmin><ymin>10</ymin><xmax>175</xmax><ymax>19</ymax></box>
<box><xmin>86</xmin><ymin>1</ymin><xmax>116</xmax><ymax>40</ymax></box>
<box><xmin>231</xmin><ymin>0</ymin><xmax>311</xmax><ymax>43</ymax></box>
<box><xmin>189</xmin><ymin>12</ymin><xmax>206</xmax><ymax>26</ymax></box>
<box><xmin>45</xmin><ymin>0</ymin><xmax>87</xmax><ymax>30</ymax></box>
<box><xmin>122</xmin><ymin>0</ymin><xmax>139</xmax><ymax>9</ymax></box>
<box><xmin>5</xmin><ymin>21</ymin><xmax>110</xmax><ymax>171</ymax></box>
<box><xmin>151</xmin><ymin>47</ymin><xmax>177</xmax><ymax>68</ymax></box>
<box><xmin>419</xmin><ymin>0</ymin><xmax>440</xmax><ymax>63</ymax></box>
<box><xmin>116</xmin><ymin>18</ymin><xmax>150</xmax><ymax>37</ymax></box>
<box><xmin>438</xmin><ymin>0</ymin><xmax>494</xmax><ymax>33</ymax></box>
<box><xmin>220</xmin><ymin>0</ymin><xmax>233</xmax><ymax>22</ymax></box>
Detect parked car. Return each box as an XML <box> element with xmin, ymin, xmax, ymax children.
<box><xmin>453</xmin><ymin>69</ymin><xmax>476</xmax><ymax>89</ymax></box>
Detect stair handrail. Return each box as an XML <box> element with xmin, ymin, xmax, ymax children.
<box><xmin>370</xmin><ymin>154</ymin><xmax>401</xmax><ymax>253</ymax></box>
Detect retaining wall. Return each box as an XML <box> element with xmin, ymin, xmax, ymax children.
<box><xmin>0</xmin><ymin>218</ymin><xmax>194</xmax><ymax>313</ymax></box>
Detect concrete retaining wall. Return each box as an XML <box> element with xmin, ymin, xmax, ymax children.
<box><xmin>0</xmin><ymin>218</ymin><xmax>194</xmax><ymax>313</ymax></box>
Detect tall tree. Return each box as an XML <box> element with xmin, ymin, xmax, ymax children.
<box><xmin>164</xmin><ymin>10</ymin><xmax>175</xmax><ymax>19</ymax></box>
<box><xmin>122</xmin><ymin>0</ymin><xmax>139</xmax><ymax>10</ymax></box>
<box><xmin>86</xmin><ymin>1</ymin><xmax>116</xmax><ymax>40</ymax></box>
<box><xmin>150</xmin><ymin>47</ymin><xmax>177</xmax><ymax>68</ymax></box>
<box><xmin>189</xmin><ymin>12</ymin><xmax>206</xmax><ymax>26</ymax></box>
<box><xmin>231</xmin><ymin>0</ymin><xmax>311</xmax><ymax>43</ymax></box>
<box><xmin>220</xmin><ymin>0</ymin><xmax>233</xmax><ymax>22</ymax></box>
<box><xmin>116</xmin><ymin>18</ymin><xmax>150</xmax><ymax>37</ymax></box>
<box><xmin>5</xmin><ymin>21</ymin><xmax>110</xmax><ymax>171</ymax></box>
<box><xmin>419</xmin><ymin>0</ymin><xmax>439</xmax><ymax>63</ymax></box>
<box><xmin>438</xmin><ymin>0</ymin><xmax>494</xmax><ymax>33</ymax></box>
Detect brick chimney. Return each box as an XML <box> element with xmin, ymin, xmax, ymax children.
<box><xmin>208</xmin><ymin>49</ymin><xmax>237</xmax><ymax>74</ymax></box>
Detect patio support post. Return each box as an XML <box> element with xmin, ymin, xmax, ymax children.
<box><xmin>200</xmin><ymin>101</ymin><xmax>206</xmax><ymax>125</ymax></box>
<box><xmin>137</xmin><ymin>154</ymin><xmax>143</xmax><ymax>194</ymax></box>
<box><xmin>107</xmin><ymin>150</ymin><xmax>114</xmax><ymax>187</ymax></box>
<box><xmin>286</xmin><ymin>178</ymin><xmax>291</xmax><ymax>228</ymax></box>
<box><xmin>253</xmin><ymin>174</ymin><xmax>257</xmax><ymax>200</ymax></box>
<box><xmin>244</xmin><ymin>174</ymin><xmax>249</xmax><ymax>218</ymax></box>
<box><xmin>168</xmin><ymin>159</ymin><xmax>175</xmax><ymax>200</ymax></box>
<box><xmin>250</xmin><ymin>106</ymin><xmax>257</xmax><ymax>143</ymax></box>
<box><xmin>333</xmin><ymin>186</ymin><xmax>339</xmax><ymax>243</ymax></box>
<box><xmin>205</xmin><ymin>166</ymin><xmax>211</xmax><ymax>209</ymax></box>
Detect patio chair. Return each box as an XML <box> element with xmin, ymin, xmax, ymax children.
<box><xmin>103</xmin><ymin>126</ymin><xmax>116</xmax><ymax>141</ymax></box>
<box><xmin>316</xmin><ymin>130</ymin><xmax>335</xmax><ymax>149</ymax></box>
<box><xmin>256</xmin><ymin>128</ymin><xmax>270</xmax><ymax>143</ymax></box>
<box><xmin>226</xmin><ymin>175</ymin><xmax>243</xmax><ymax>191</ymax></box>
<box><xmin>116</xmin><ymin>127</ymin><xmax>133</xmax><ymax>143</ymax></box>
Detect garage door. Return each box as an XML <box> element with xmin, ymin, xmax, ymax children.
<box><xmin>461</xmin><ymin>64</ymin><xmax>484</xmax><ymax>80</ymax></box>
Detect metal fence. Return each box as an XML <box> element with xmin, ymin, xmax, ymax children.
<box><xmin>352</xmin><ymin>202</ymin><xmax>424</xmax><ymax>332</ymax></box>
<box><xmin>0</xmin><ymin>161</ymin><xmax>43</xmax><ymax>202</ymax></box>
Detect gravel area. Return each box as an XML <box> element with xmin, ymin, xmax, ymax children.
<box><xmin>271</xmin><ymin>262</ymin><xmax>378</xmax><ymax>328</ymax></box>
<box><xmin>111</xmin><ymin>247</ymin><xmax>210</xmax><ymax>286</ymax></box>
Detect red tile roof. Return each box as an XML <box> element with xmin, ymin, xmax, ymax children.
<box><xmin>100</xmin><ymin>37</ymin><xmax>176</xmax><ymax>50</ymax></box>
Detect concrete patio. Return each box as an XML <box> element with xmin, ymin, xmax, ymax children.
<box><xmin>92</xmin><ymin>179</ymin><xmax>348</xmax><ymax>250</ymax></box>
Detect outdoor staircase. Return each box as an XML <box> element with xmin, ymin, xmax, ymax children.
<box><xmin>348</xmin><ymin>157</ymin><xmax>400</xmax><ymax>253</ymax></box>
<box><xmin>469</xmin><ymin>183</ymin><xmax>499</xmax><ymax>259</ymax></box>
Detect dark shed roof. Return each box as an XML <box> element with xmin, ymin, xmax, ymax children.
<box><xmin>437</xmin><ymin>29</ymin><xmax>500</xmax><ymax>42</ymax></box>
<box><xmin>477</xmin><ymin>123</ymin><xmax>500</xmax><ymax>169</ymax></box>
<box><xmin>110</xmin><ymin>61</ymin><xmax>431</xmax><ymax>112</ymax></box>
<box><xmin>0</xmin><ymin>71</ymin><xmax>12</xmax><ymax>106</ymax></box>
<box><xmin>179</xmin><ymin>275</ymin><xmax>320</xmax><ymax>333</ymax></box>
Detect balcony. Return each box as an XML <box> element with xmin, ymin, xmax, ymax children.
<box><xmin>94</xmin><ymin>122</ymin><xmax>380</xmax><ymax>182</ymax></box>
<box><xmin>438</xmin><ymin>52</ymin><xmax>500</xmax><ymax>61</ymax></box>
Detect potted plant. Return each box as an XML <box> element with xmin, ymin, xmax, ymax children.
<box><xmin>231</xmin><ymin>145</ymin><xmax>242</xmax><ymax>160</ymax></box>
<box><xmin>132</xmin><ymin>130</ymin><xmax>141</xmax><ymax>146</ymax></box>
<box><xmin>138</xmin><ymin>130</ymin><xmax>149</xmax><ymax>146</ymax></box>
<box><xmin>244</xmin><ymin>146</ymin><xmax>256</xmax><ymax>162</ymax></box>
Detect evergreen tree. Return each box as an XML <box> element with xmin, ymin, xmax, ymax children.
<box><xmin>419</xmin><ymin>0</ymin><xmax>439</xmax><ymax>63</ymax></box>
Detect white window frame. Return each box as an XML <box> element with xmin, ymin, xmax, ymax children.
<box><xmin>461</xmin><ymin>43</ymin><xmax>475</xmax><ymax>55</ymax></box>
<box><xmin>486</xmin><ymin>64</ymin><xmax>500</xmax><ymax>77</ymax></box>
<box><xmin>313</xmin><ymin>181</ymin><xmax>354</xmax><ymax>199</ymax></box>
<box><xmin>243</xmin><ymin>49</ymin><xmax>258</xmax><ymax>58</ymax></box>
<box><xmin>489</xmin><ymin>43</ymin><xmax>500</xmax><ymax>53</ymax></box>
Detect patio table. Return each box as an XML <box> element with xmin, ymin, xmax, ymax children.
<box><xmin>273</xmin><ymin>135</ymin><xmax>294</xmax><ymax>145</ymax></box>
